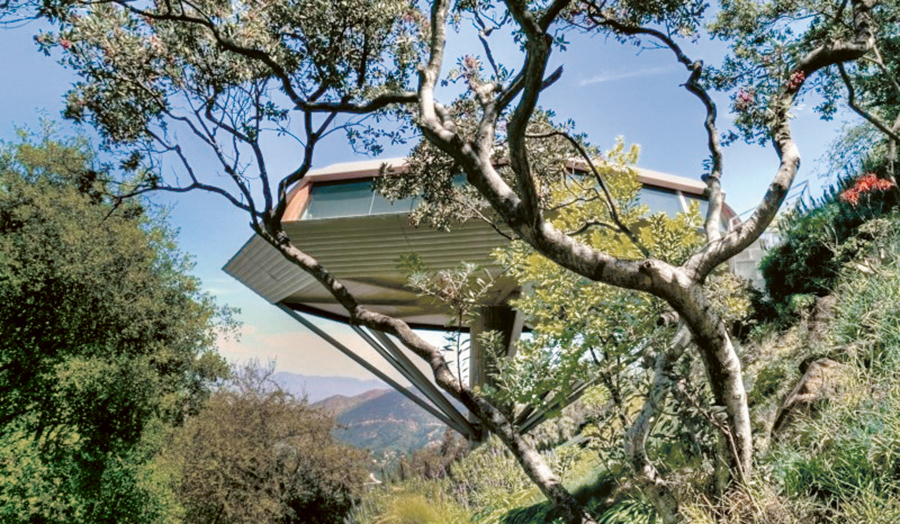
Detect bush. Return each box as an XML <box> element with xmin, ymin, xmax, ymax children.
<box><xmin>0</xmin><ymin>133</ymin><xmax>228</xmax><ymax>524</ymax></box>
<box><xmin>760</xmin><ymin>173</ymin><xmax>896</xmax><ymax>308</ymax></box>
<box><xmin>763</xmin><ymin>233</ymin><xmax>900</xmax><ymax>519</ymax></box>
<box><xmin>166</xmin><ymin>365</ymin><xmax>369</xmax><ymax>524</ymax></box>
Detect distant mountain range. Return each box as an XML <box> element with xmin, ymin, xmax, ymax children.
<box><xmin>315</xmin><ymin>389</ymin><xmax>458</xmax><ymax>455</ymax></box>
<box><xmin>271</xmin><ymin>372</ymin><xmax>386</xmax><ymax>403</ymax></box>
<box><xmin>273</xmin><ymin>372</ymin><xmax>463</xmax><ymax>455</ymax></box>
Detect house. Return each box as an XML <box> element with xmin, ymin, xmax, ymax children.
<box><xmin>224</xmin><ymin>158</ymin><xmax>739</xmax><ymax>438</ymax></box>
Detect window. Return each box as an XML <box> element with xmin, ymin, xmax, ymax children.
<box><xmin>302</xmin><ymin>179</ymin><xmax>418</xmax><ymax>220</ymax></box>
<box><xmin>637</xmin><ymin>186</ymin><xmax>685</xmax><ymax>217</ymax></box>
<box><xmin>683</xmin><ymin>193</ymin><xmax>710</xmax><ymax>218</ymax></box>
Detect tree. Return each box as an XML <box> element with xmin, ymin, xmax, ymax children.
<box><xmin>0</xmin><ymin>129</ymin><xmax>230</xmax><ymax>523</ymax></box>
<box><xmin>0</xmin><ymin>0</ymin><xmax>887</xmax><ymax>521</ymax></box>
<box><xmin>165</xmin><ymin>364</ymin><xmax>369</xmax><ymax>524</ymax></box>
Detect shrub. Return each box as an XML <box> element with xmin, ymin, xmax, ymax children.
<box><xmin>760</xmin><ymin>173</ymin><xmax>895</xmax><ymax>308</ymax></box>
<box><xmin>166</xmin><ymin>365</ymin><xmax>369</xmax><ymax>524</ymax></box>
<box><xmin>763</xmin><ymin>234</ymin><xmax>900</xmax><ymax>518</ymax></box>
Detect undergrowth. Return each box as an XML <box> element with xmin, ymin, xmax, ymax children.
<box><xmin>353</xmin><ymin>183</ymin><xmax>900</xmax><ymax>524</ymax></box>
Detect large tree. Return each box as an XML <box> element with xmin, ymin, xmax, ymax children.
<box><xmin>0</xmin><ymin>130</ymin><xmax>229</xmax><ymax>523</ymax></box>
<box><xmin>0</xmin><ymin>0</ymin><xmax>888</xmax><ymax>521</ymax></box>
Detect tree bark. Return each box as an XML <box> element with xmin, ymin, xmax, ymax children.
<box><xmin>625</xmin><ymin>325</ymin><xmax>692</xmax><ymax>524</ymax></box>
<box><xmin>498</xmin><ymin>430</ymin><xmax>599</xmax><ymax>524</ymax></box>
<box><xmin>667</xmin><ymin>284</ymin><xmax>753</xmax><ymax>479</ymax></box>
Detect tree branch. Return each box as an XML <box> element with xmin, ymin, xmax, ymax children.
<box><xmin>625</xmin><ymin>323</ymin><xmax>691</xmax><ymax>524</ymax></box>
<box><xmin>684</xmin><ymin>0</ymin><xmax>877</xmax><ymax>281</ymax></box>
<box><xmin>586</xmin><ymin>10</ymin><xmax>724</xmax><ymax>243</ymax></box>
<box><xmin>838</xmin><ymin>62</ymin><xmax>900</xmax><ymax>143</ymax></box>
<box><xmin>525</xmin><ymin>130</ymin><xmax>651</xmax><ymax>257</ymax></box>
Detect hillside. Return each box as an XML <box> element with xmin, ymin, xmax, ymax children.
<box><xmin>314</xmin><ymin>389</ymin><xmax>455</xmax><ymax>455</ymax></box>
<box><xmin>315</xmin><ymin>388</ymin><xmax>393</xmax><ymax>417</ymax></box>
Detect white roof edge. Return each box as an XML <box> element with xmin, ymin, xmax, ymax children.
<box><xmin>305</xmin><ymin>157</ymin><xmax>409</xmax><ymax>180</ymax></box>
<box><xmin>302</xmin><ymin>157</ymin><xmax>706</xmax><ymax>192</ymax></box>
<box><xmin>635</xmin><ymin>168</ymin><xmax>707</xmax><ymax>195</ymax></box>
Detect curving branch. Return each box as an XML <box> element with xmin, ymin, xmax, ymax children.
<box><xmin>525</xmin><ymin>129</ymin><xmax>651</xmax><ymax>257</ymax></box>
<box><xmin>838</xmin><ymin>62</ymin><xmax>900</xmax><ymax>143</ymax></box>
<box><xmin>113</xmin><ymin>1</ymin><xmax>416</xmax><ymax>115</ymax></box>
<box><xmin>683</xmin><ymin>0</ymin><xmax>878</xmax><ymax>282</ymax></box>
<box><xmin>585</xmin><ymin>10</ymin><xmax>725</xmax><ymax>243</ymax></box>
<box><xmin>625</xmin><ymin>323</ymin><xmax>691</xmax><ymax>524</ymax></box>
<box><xmin>501</xmin><ymin>0</ymin><xmax>556</xmax><ymax>225</ymax></box>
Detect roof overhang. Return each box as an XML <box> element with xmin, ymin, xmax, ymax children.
<box><xmin>225</xmin><ymin>158</ymin><xmax>736</xmax><ymax>328</ymax></box>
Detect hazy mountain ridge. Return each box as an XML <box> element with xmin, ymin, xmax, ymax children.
<box><xmin>271</xmin><ymin>372</ymin><xmax>386</xmax><ymax>403</ymax></box>
<box><xmin>315</xmin><ymin>388</ymin><xmax>392</xmax><ymax>416</ymax></box>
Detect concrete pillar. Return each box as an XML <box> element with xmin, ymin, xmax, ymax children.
<box><xmin>469</xmin><ymin>303</ymin><xmax>520</xmax><ymax>391</ymax></box>
<box><xmin>467</xmin><ymin>303</ymin><xmax>523</xmax><ymax>442</ymax></box>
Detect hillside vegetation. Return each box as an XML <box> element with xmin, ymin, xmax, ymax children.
<box><xmin>349</xmin><ymin>174</ymin><xmax>900</xmax><ymax>524</ymax></box>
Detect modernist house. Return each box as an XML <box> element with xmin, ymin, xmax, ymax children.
<box><xmin>224</xmin><ymin>158</ymin><xmax>738</xmax><ymax>439</ymax></box>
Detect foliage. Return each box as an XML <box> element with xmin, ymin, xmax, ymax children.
<box><xmin>490</xmin><ymin>140</ymin><xmax>705</xmax><ymax>412</ymax></box>
<box><xmin>708</xmin><ymin>0</ymin><xmax>900</xmax><ymax>145</ymax></box>
<box><xmin>687</xmin><ymin>211</ymin><xmax>900</xmax><ymax>523</ymax></box>
<box><xmin>0</xmin><ymin>130</ymin><xmax>229</xmax><ymax>524</ymax></box>
<box><xmin>165</xmin><ymin>363</ymin><xmax>369</xmax><ymax>524</ymax></box>
<box><xmin>761</xmin><ymin>226</ymin><xmax>900</xmax><ymax>520</ymax></box>
<box><xmin>760</xmin><ymin>174</ymin><xmax>897</xmax><ymax>308</ymax></box>
<box><xmin>6</xmin><ymin>0</ymin><xmax>896</xmax><ymax>520</ymax></box>
<box><xmin>399</xmin><ymin>429</ymin><xmax>470</xmax><ymax>481</ymax></box>
<box><xmin>352</xmin><ymin>435</ymin><xmax>609</xmax><ymax>524</ymax></box>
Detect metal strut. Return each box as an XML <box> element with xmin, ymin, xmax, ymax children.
<box><xmin>353</xmin><ymin>326</ymin><xmax>476</xmax><ymax>436</ymax></box>
<box><xmin>278</xmin><ymin>304</ymin><xmax>596</xmax><ymax>439</ymax></box>
<box><xmin>276</xmin><ymin>304</ymin><xmax>477</xmax><ymax>439</ymax></box>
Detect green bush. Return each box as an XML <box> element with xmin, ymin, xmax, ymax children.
<box><xmin>764</xmin><ymin>237</ymin><xmax>900</xmax><ymax>518</ymax></box>
<box><xmin>760</xmin><ymin>174</ymin><xmax>895</xmax><ymax>308</ymax></box>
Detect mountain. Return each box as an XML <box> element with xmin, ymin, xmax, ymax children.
<box><xmin>315</xmin><ymin>388</ymin><xmax>393</xmax><ymax>416</ymax></box>
<box><xmin>314</xmin><ymin>389</ymin><xmax>458</xmax><ymax>455</ymax></box>
<box><xmin>272</xmin><ymin>372</ymin><xmax>386</xmax><ymax>403</ymax></box>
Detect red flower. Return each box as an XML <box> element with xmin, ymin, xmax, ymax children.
<box><xmin>839</xmin><ymin>189</ymin><xmax>860</xmax><ymax>206</ymax></box>
<box><xmin>839</xmin><ymin>173</ymin><xmax>896</xmax><ymax>206</ymax></box>
<box><xmin>59</xmin><ymin>38</ymin><xmax>71</xmax><ymax>50</ymax></box>
<box><xmin>787</xmin><ymin>70</ymin><xmax>806</xmax><ymax>90</ymax></box>
<box><xmin>735</xmin><ymin>88</ymin><xmax>755</xmax><ymax>112</ymax></box>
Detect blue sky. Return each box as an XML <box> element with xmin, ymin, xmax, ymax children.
<box><xmin>0</xmin><ymin>17</ymin><xmax>850</xmax><ymax>381</ymax></box>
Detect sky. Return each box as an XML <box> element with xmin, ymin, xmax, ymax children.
<box><xmin>0</xmin><ymin>14</ymin><xmax>852</xmax><ymax>382</ymax></box>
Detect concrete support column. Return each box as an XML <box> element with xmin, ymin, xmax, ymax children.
<box><xmin>468</xmin><ymin>303</ymin><xmax>523</xmax><ymax>442</ymax></box>
<box><xmin>469</xmin><ymin>303</ymin><xmax>520</xmax><ymax>390</ymax></box>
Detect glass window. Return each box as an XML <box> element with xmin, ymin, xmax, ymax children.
<box><xmin>683</xmin><ymin>193</ymin><xmax>710</xmax><ymax>218</ymax></box>
<box><xmin>303</xmin><ymin>180</ymin><xmax>374</xmax><ymax>219</ymax></box>
<box><xmin>370</xmin><ymin>192</ymin><xmax>418</xmax><ymax>215</ymax></box>
<box><xmin>638</xmin><ymin>186</ymin><xmax>685</xmax><ymax>217</ymax></box>
<box><xmin>303</xmin><ymin>179</ymin><xmax>421</xmax><ymax>219</ymax></box>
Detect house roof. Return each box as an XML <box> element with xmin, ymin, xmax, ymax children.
<box><xmin>225</xmin><ymin>158</ymin><xmax>734</xmax><ymax>328</ymax></box>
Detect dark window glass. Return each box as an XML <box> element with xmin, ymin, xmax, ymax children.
<box><xmin>304</xmin><ymin>180</ymin><xmax>373</xmax><ymax>219</ymax></box>
<box><xmin>303</xmin><ymin>179</ymin><xmax>420</xmax><ymax>219</ymax></box>
<box><xmin>370</xmin><ymin>193</ymin><xmax>418</xmax><ymax>215</ymax></box>
<box><xmin>638</xmin><ymin>186</ymin><xmax>685</xmax><ymax>217</ymax></box>
<box><xmin>683</xmin><ymin>193</ymin><xmax>710</xmax><ymax>217</ymax></box>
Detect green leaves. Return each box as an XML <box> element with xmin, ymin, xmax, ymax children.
<box><xmin>166</xmin><ymin>364</ymin><xmax>368</xmax><ymax>524</ymax></box>
<box><xmin>491</xmin><ymin>139</ymin><xmax>702</xmax><ymax>411</ymax></box>
<box><xmin>0</xmin><ymin>132</ymin><xmax>229</xmax><ymax>523</ymax></box>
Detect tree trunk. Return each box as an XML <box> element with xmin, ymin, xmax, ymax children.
<box><xmin>675</xmin><ymin>287</ymin><xmax>753</xmax><ymax>479</ymax></box>
<box><xmin>497</xmin><ymin>430</ymin><xmax>599</xmax><ymax>524</ymax></box>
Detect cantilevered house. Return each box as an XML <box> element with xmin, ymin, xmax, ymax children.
<box><xmin>224</xmin><ymin>158</ymin><xmax>738</xmax><ymax>439</ymax></box>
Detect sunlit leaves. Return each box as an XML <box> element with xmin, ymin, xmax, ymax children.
<box><xmin>0</xmin><ymin>132</ymin><xmax>230</xmax><ymax>523</ymax></box>
<box><xmin>45</xmin><ymin>0</ymin><xmax>421</xmax><ymax>145</ymax></box>
<box><xmin>491</xmin><ymin>139</ymin><xmax>703</xmax><ymax>411</ymax></box>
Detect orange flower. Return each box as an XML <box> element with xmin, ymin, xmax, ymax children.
<box><xmin>839</xmin><ymin>174</ymin><xmax>896</xmax><ymax>206</ymax></box>
<box><xmin>839</xmin><ymin>189</ymin><xmax>860</xmax><ymax>206</ymax></box>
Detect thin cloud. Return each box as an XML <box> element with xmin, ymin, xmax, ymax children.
<box><xmin>579</xmin><ymin>65</ymin><xmax>677</xmax><ymax>86</ymax></box>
